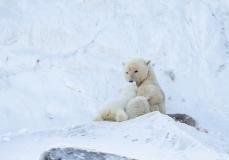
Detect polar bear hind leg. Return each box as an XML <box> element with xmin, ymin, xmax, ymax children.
<box><xmin>116</xmin><ymin>109</ymin><xmax>128</xmax><ymax>122</ymax></box>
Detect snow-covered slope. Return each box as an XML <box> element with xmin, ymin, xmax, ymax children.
<box><xmin>1</xmin><ymin>112</ymin><xmax>229</xmax><ymax>160</ymax></box>
<box><xmin>0</xmin><ymin>0</ymin><xmax>229</xmax><ymax>159</ymax></box>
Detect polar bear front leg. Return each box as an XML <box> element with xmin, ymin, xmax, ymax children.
<box><xmin>138</xmin><ymin>85</ymin><xmax>164</xmax><ymax>103</ymax></box>
<box><xmin>138</xmin><ymin>85</ymin><xmax>166</xmax><ymax>114</ymax></box>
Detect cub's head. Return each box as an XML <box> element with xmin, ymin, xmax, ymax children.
<box><xmin>119</xmin><ymin>82</ymin><xmax>138</xmax><ymax>95</ymax></box>
<box><xmin>122</xmin><ymin>58</ymin><xmax>151</xmax><ymax>86</ymax></box>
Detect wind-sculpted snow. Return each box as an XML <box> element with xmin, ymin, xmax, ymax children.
<box><xmin>0</xmin><ymin>0</ymin><xmax>229</xmax><ymax>159</ymax></box>
<box><xmin>1</xmin><ymin>113</ymin><xmax>229</xmax><ymax>160</ymax></box>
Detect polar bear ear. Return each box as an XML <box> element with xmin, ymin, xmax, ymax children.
<box><xmin>144</xmin><ymin>60</ymin><xmax>151</xmax><ymax>66</ymax></box>
<box><xmin>122</xmin><ymin>62</ymin><xmax>125</xmax><ymax>66</ymax></box>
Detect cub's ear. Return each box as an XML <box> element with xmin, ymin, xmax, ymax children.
<box><xmin>122</xmin><ymin>62</ymin><xmax>125</xmax><ymax>66</ymax></box>
<box><xmin>144</xmin><ymin>60</ymin><xmax>151</xmax><ymax>66</ymax></box>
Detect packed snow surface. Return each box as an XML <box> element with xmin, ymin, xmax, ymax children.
<box><xmin>0</xmin><ymin>0</ymin><xmax>229</xmax><ymax>159</ymax></box>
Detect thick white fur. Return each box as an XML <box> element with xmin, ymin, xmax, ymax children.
<box><xmin>93</xmin><ymin>82</ymin><xmax>138</xmax><ymax>122</ymax></box>
<box><xmin>123</xmin><ymin>58</ymin><xmax>166</xmax><ymax>119</ymax></box>
<box><xmin>126</xmin><ymin>96</ymin><xmax>150</xmax><ymax>119</ymax></box>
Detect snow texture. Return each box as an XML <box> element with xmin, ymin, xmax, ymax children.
<box><xmin>0</xmin><ymin>0</ymin><xmax>229</xmax><ymax>159</ymax></box>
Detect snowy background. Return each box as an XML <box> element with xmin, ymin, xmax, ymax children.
<box><xmin>0</xmin><ymin>0</ymin><xmax>229</xmax><ymax>159</ymax></box>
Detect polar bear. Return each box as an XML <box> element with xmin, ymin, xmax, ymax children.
<box><xmin>123</xmin><ymin>58</ymin><xmax>196</xmax><ymax>127</ymax></box>
<box><xmin>123</xmin><ymin>58</ymin><xmax>166</xmax><ymax>114</ymax></box>
<box><xmin>93</xmin><ymin>82</ymin><xmax>138</xmax><ymax>122</ymax></box>
<box><xmin>125</xmin><ymin>96</ymin><xmax>150</xmax><ymax>119</ymax></box>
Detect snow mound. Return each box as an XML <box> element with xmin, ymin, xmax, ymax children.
<box><xmin>1</xmin><ymin>113</ymin><xmax>228</xmax><ymax>160</ymax></box>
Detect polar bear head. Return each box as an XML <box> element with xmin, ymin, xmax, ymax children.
<box><xmin>122</xmin><ymin>58</ymin><xmax>151</xmax><ymax>86</ymax></box>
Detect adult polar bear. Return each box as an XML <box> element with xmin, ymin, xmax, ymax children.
<box><xmin>123</xmin><ymin>58</ymin><xmax>196</xmax><ymax>127</ymax></box>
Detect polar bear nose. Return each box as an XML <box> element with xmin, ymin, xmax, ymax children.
<box><xmin>129</xmin><ymin>80</ymin><xmax>134</xmax><ymax>83</ymax></box>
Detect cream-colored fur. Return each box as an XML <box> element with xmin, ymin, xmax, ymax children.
<box><xmin>126</xmin><ymin>96</ymin><xmax>150</xmax><ymax>119</ymax></box>
<box><xmin>93</xmin><ymin>82</ymin><xmax>138</xmax><ymax>122</ymax></box>
<box><xmin>123</xmin><ymin>58</ymin><xmax>166</xmax><ymax>119</ymax></box>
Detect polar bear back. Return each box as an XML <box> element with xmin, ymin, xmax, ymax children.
<box><xmin>126</xmin><ymin>96</ymin><xmax>150</xmax><ymax>119</ymax></box>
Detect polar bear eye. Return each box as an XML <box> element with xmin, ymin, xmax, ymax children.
<box><xmin>126</xmin><ymin>72</ymin><xmax>128</xmax><ymax>74</ymax></box>
<box><xmin>135</xmin><ymin>70</ymin><xmax>138</xmax><ymax>73</ymax></box>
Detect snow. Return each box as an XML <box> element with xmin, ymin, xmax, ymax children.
<box><xmin>0</xmin><ymin>0</ymin><xmax>229</xmax><ymax>159</ymax></box>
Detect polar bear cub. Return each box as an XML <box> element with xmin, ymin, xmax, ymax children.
<box><xmin>93</xmin><ymin>82</ymin><xmax>138</xmax><ymax>122</ymax></box>
<box><xmin>125</xmin><ymin>96</ymin><xmax>150</xmax><ymax>120</ymax></box>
